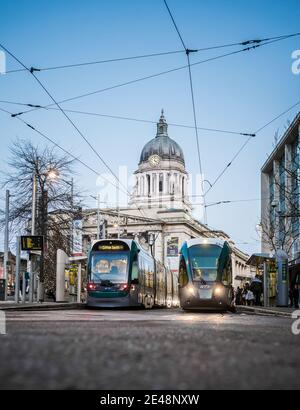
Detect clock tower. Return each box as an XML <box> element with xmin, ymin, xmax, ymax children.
<box><xmin>130</xmin><ymin>110</ymin><xmax>192</xmax><ymax>214</ymax></box>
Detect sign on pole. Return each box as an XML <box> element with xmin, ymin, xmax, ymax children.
<box><xmin>21</xmin><ymin>236</ymin><xmax>44</xmax><ymax>252</ymax></box>
<box><xmin>72</xmin><ymin>220</ymin><xmax>83</xmax><ymax>256</ymax></box>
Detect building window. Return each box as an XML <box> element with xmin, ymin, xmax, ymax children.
<box><xmin>291</xmin><ymin>140</ymin><xmax>300</xmax><ymax>236</ymax></box>
<box><xmin>147</xmin><ymin>175</ymin><xmax>151</xmax><ymax>197</ymax></box>
<box><xmin>159</xmin><ymin>174</ymin><xmax>163</xmax><ymax>193</ymax></box>
<box><xmin>269</xmin><ymin>173</ymin><xmax>275</xmax><ymax>228</ymax></box>
<box><xmin>279</xmin><ymin>155</ymin><xmax>286</xmax><ymax>214</ymax></box>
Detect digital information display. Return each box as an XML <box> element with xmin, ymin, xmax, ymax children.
<box><xmin>21</xmin><ymin>236</ymin><xmax>44</xmax><ymax>252</ymax></box>
<box><xmin>98</xmin><ymin>245</ymin><xmax>126</xmax><ymax>251</ymax></box>
<box><xmin>92</xmin><ymin>241</ymin><xmax>130</xmax><ymax>252</ymax></box>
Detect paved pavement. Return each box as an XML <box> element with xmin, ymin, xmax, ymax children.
<box><xmin>0</xmin><ymin>308</ymin><xmax>299</xmax><ymax>390</ymax></box>
<box><xmin>0</xmin><ymin>301</ymin><xmax>81</xmax><ymax>311</ymax></box>
<box><xmin>237</xmin><ymin>305</ymin><xmax>296</xmax><ymax>318</ymax></box>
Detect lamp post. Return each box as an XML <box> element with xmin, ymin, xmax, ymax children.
<box><xmin>66</xmin><ymin>178</ymin><xmax>74</xmax><ymax>255</ymax></box>
<box><xmin>3</xmin><ymin>190</ymin><xmax>10</xmax><ymax>301</ymax></box>
<box><xmin>28</xmin><ymin>174</ymin><xmax>37</xmax><ymax>303</ymax></box>
<box><xmin>29</xmin><ymin>169</ymin><xmax>59</xmax><ymax>303</ymax></box>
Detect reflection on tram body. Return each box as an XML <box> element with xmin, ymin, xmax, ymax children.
<box><xmin>87</xmin><ymin>239</ymin><xmax>179</xmax><ymax>309</ymax></box>
<box><xmin>179</xmin><ymin>238</ymin><xmax>235</xmax><ymax>311</ymax></box>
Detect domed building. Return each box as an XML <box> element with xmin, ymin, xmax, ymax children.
<box><xmin>130</xmin><ymin>110</ymin><xmax>192</xmax><ymax>214</ymax></box>
<box><xmin>81</xmin><ymin>111</ymin><xmax>251</xmax><ymax>285</ymax></box>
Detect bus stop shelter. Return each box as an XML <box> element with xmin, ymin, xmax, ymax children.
<box><xmin>247</xmin><ymin>253</ymin><xmax>275</xmax><ymax>307</ymax></box>
<box><xmin>247</xmin><ymin>252</ymin><xmax>288</xmax><ymax>307</ymax></box>
<box><xmin>56</xmin><ymin>250</ymin><xmax>87</xmax><ymax>303</ymax></box>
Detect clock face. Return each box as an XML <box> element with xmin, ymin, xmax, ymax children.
<box><xmin>149</xmin><ymin>155</ymin><xmax>161</xmax><ymax>167</ymax></box>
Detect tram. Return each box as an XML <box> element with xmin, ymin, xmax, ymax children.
<box><xmin>178</xmin><ymin>238</ymin><xmax>235</xmax><ymax>311</ymax></box>
<box><xmin>86</xmin><ymin>239</ymin><xmax>179</xmax><ymax>308</ymax></box>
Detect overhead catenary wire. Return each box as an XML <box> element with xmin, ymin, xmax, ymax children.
<box><xmin>163</xmin><ymin>0</ymin><xmax>208</xmax><ymax>223</ymax></box>
<box><xmin>4</xmin><ymin>31</ymin><xmax>300</xmax><ymax>74</ymax></box>
<box><xmin>1</xmin><ymin>32</ymin><xmax>299</xmax><ymax>213</ymax></box>
<box><xmin>254</xmin><ymin>100</ymin><xmax>300</xmax><ymax>134</ymax></box>
<box><xmin>0</xmin><ymin>99</ymin><xmax>255</xmax><ymax>137</ymax></box>
<box><xmin>0</xmin><ymin>45</ymin><xmax>151</xmax><ymax>223</ymax></box>
<box><xmin>0</xmin><ymin>106</ymin><xmax>127</xmax><ymax>195</ymax></box>
<box><xmin>203</xmin><ymin>99</ymin><xmax>300</xmax><ymax>197</ymax></box>
<box><xmin>7</xmin><ymin>35</ymin><xmax>298</xmax><ymax>119</ymax></box>
<box><xmin>4</xmin><ymin>49</ymin><xmax>185</xmax><ymax>74</ymax></box>
<box><xmin>0</xmin><ymin>106</ymin><xmax>160</xmax><ymax>223</ymax></box>
<box><xmin>0</xmin><ymin>42</ymin><xmax>150</xmax><ymax>218</ymax></box>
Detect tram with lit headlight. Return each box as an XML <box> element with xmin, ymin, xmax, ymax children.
<box><xmin>86</xmin><ymin>239</ymin><xmax>179</xmax><ymax>308</ymax></box>
<box><xmin>178</xmin><ymin>238</ymin><xmax>235</xmax><ymax>311</ymax></box>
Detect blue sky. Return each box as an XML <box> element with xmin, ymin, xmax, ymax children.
<box><xmin>0</xmin><ymin>0</ymin><xmax>300</xmax><ymax>254</ymax></box>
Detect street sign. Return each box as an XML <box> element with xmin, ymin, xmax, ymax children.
<box><xmin>21</xmin><ymin>236</ymin><xmax>44</xmax><ymax>252</ymax></box>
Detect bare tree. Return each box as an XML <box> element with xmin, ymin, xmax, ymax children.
<box><xmin>0</xmin><ymin>139</ymin><xmax>83</xmax><ymax>299</ymax></box>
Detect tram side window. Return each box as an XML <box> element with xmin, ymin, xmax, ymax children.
<box><xmin>179</xmin><ymin>257</ymin><xmax>189</xmax><ymax>287</ymax></box>
<box><xmin>132</xmin><ymin>255</ymin><xmax>139</xmax><ymax>283</ymax></box>
<box><xmin>222</xmin><ymin>260</ymin><xmax>232</xmax><ymax>286</ymax></box>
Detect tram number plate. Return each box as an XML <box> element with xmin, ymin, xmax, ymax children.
<box><xmin>199</xmin><ymin>289</ymin><xmax>212</xmax><ymax>300</ymax></box>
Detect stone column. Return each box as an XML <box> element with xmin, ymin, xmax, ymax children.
<box><xmin>137</xmin><ymin>175</ymin><xmax>141</xmax><ymax>196</ymax></box>
<box><xmin>164</xmin><ymin>172</ymin><xmax>169</xmax><ymax>195</ymax></box>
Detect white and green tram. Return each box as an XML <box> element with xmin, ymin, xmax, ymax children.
<box><xmin>178</xmin><ymin>238</ymin><xmax>235</xmax><ymax>311</ymax></box>
<box><xmin>87</xmin><ymin>239</ymin><xmax>179</xmax><ymax>309</ymax></box>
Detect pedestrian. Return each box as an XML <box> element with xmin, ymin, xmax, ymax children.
<box><xmin>293</xmin><ymin>284</ymin><xmax>299</xmax><ymax>309</ymax></box>
<box><xmin>235</xmin><ymin>287</ymin><xmax>243</xmax><ymax>305</ymax></box>
<box><xmin>250</xmin><ymin>275</ymin><xmax>263</xmax><ymax>306</ymax></box>
<box><xmin>289</xmin><ymin>286</ymin><xmax>294</xmax><ymax>308</ymax></box>
<box><xmin>245</xmin><ymin>289</ymin><xmax>255</xmax><ymax>306</ymax></box>
<box><xmin>242</xmin><ymin>283</ymin><xmax>250</xmax><ymax>306</ymax></box>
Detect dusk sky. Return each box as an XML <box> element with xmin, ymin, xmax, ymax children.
<box><xmin>1</xmin><ymin>0</ymin><xmax>300</xmax><ymax>254</ymax></box>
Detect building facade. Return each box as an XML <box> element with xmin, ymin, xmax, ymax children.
<box><xmin>261</xmin><ymin>112</ymin><xmax>300</xmax><ymax>285</ymax></box>
<box><xmin>81</xmin><ymin>111</ymin><xmax>250</xmax><ymax>287</ymax></box>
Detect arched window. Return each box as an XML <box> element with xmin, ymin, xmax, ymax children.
<box><xmin>182</xmin><ymin>177</ymin><xmax>185</xmax><ymax>197</ymax></box>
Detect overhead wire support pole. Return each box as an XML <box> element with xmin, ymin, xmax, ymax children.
<box><xmin>28</xmin><ymin>173</ymin><xmax>37</xmax><ymax>303</ymax></box>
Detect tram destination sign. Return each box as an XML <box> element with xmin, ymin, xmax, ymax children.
<box><xmin>21</xmin><ymin>235</ymin><xmax>44</xmax><ymax>252</ymax></box>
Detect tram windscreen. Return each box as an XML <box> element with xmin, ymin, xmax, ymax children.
<box><xmin>189</xmin><ymin>245</ymin><xmax>222</xmax><ymax>282</ymax></box>
<box><xmin>90</xmin><ymin>252</ymin><xmax>129</xmax><ymax>283</ymax></box>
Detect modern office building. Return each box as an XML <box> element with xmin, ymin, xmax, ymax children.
<box><xmin>261</xmin><ymin>112</ymin><xmax>300</xmax><ymax>286</ymax></box>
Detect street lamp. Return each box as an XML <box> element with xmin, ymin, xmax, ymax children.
<box><xmin>46</xmin><ymin>169</ymin><xmax>59</xmax><ymax>181</ymax></box>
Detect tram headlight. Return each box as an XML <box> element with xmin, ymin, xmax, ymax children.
<box><xmin>214</xmin><ymin>286</ymin><xmax>223</xmax><ymax>296</ymax></box>
<box><xmin>187</xmin><ymin>285</ymin><xmax>196</xmax><ymax>296</ymax></box>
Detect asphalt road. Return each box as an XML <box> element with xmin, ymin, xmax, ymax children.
<box><xmin>0</xmin><ymin>308</ymin><xmax>299</xmax><ymax>390</ymax></box>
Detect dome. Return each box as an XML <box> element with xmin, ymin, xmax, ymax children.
<box><xmin>139</xmin><ymin>111</ymin><xmax>185</xmax><ymax>165</ymax></box>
